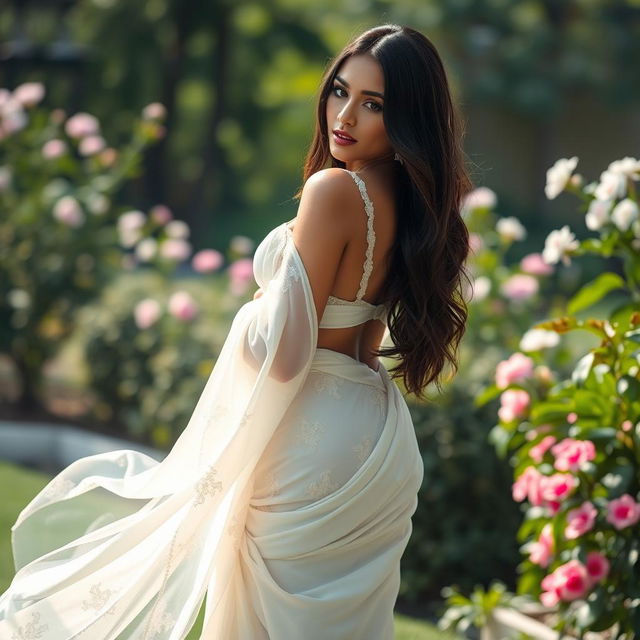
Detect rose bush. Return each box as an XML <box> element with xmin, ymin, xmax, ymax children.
<box><xmin>0</xmin><ymin>82</ymin><xmax>167</xmax><ymax>408</ymax></box>
<box><xmin>74</xmin><ymin>225</ymin><xmax>259</xmax><ymax>447</ymax></box>
<box><xmin>464</xmin><ymin>156</ymin><xmax>640</xmax><ymax>637</ymax></box>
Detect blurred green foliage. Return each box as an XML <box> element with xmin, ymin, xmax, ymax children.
<box><xmin>2</xmin><ymin>0</ymin><xmax>639</xmax><ymax>246</ymax></box>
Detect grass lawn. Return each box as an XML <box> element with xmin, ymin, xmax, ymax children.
<box><xmin>0</xmin><ymin>461</ymin><xmax>461</xmax><ymax>639</ymax></box>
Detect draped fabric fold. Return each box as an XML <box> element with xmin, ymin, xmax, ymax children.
<box><xmin>0</xmin><ymin>222</ymin><xmax>424</xmax><ymax>640</ymax></box>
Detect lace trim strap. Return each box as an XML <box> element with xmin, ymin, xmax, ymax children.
<box><xmin>345</xmin><ymin>170</ymin><xmax>375</xmax><ymax>301</ymax></box>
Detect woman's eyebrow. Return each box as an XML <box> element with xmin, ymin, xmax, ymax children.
<box><xmin>335</xmin><ymin>75</ymin><xmax>384</xmax><ymax>99</ymax></box>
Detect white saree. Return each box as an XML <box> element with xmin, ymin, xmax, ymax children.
<box><xmin>0</xmin><ymin>221</ymin><xmax>424</xmax><ymax>639</ymax></box>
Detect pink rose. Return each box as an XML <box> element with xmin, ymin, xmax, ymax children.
<box><xmin>65</xmin><ymin>112</ymin><xmax>100</xmax><ymax>138</ymax></box>
<box><xmin>168</xmin><ymin>291</ymin><xmax>198</xmax><ymax>322</ymax></box>
<box><xmin>621</xmin><ymin>420</ymin><xmax>633</xmax><ymax>432</ymax></box>
<box><xmin>565</xmin><ymin>501</ymin><xmax>597</xmax><ymax>539</ymax></box>
<box><xmin>53</xmin><ymin>196</ymin><xmax>84</xmax><ymax>228</ymax></box>
<box><xmin>13</xmin><ymin>82</ymin><xmax>45</xmax><ymax>108</ymax></box>
<box><xmin>551</xmin><ymin>438</ymin><xmax>596</xmax><ymax>472</ymax></box>
<box><xmin>529</xmin><ymin>523</ymin><xmax>554</xmax><ymax>568</ymax></box>
<box><xmin>150</xmin><ymin>204</ymin><xmax>173</xmax><ymax>225</ymax></box>
<box><xmin>585</xmin><ymin>551</ymin><xmax>609</xmax><ymax>584</ymax></box>
<box><xmin>498</xmin><ymin>389</ymin><xmax>530</xmax><ymax>423</ymax></box>
<box><xmin>192</xmin><ymin>249</ymin><xmax>223</xmax><ymax>273</ymax></box>
<box><xmin>468</xmin><ymin>232</ymin><xmax>484</xmax><ymax>254</ymax></box>
<box><xmin>520</xmin><ymin>252</ymin><xmax>554</xmax><ymax>276</ymax></box>
<box><xmin>529</xmin><ymin>435</ymin><xmax>557</xmax><ymax>463</ymax></box>
<box><xmin>540</xmin><ymin>473</ymin><xmax>578</xmax><ymax>503</ymax></box>
<box><xmin>78</xmin><ymin>135</ymin><xmax>106</xmax><ymax>156</ymax></box>
<box><xmin>160</xmin><ymin>238</ymin><xmax>192</xmax><ymax>262</ymax></box>
<box><xmin>228</xmin><ymin>257</ymin><xmax>255</xmax><ymax>296</ymax></box>
<box><xmin>512</xmin><ymin>466</ymin><xmax>544</xmax><ymax>506</ymax></box>
<box><xmin>606</xmin><ymin>494</ymin><xmax>640</xmax><ymax>530</ymax></box>
<box><xmin>495</xmin><ymin>352</ymin><xmax>534</xmax><ymax>388</ymax></box>
<box><xmin>142</xmin><ymin>102</ymin><xmax>167</xmax><ymax>121</ymax></box>
<box><xmin>500</xmin><ymin>274</ymin><xmax>539</xmax><ymax>301</ymax></box>
<box><xmin>134</xmin><ymin>299</ymin><xmax>162</xmax><ymax>330</ymax></box>
<box><xmin>541</xmin><ymin>559</ymin><xmax>590</xmax><ymax>606</ymax></box>
<box><xmin>42</xmin><ymin>139</ymin><xmax>67</xmax><ymax>159</ymax></box>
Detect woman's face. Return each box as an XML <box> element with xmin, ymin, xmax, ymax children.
<box><xmin>326</xmin><ymin>54</ymin><xmax>393</xmax><ymax>170</ymax></box>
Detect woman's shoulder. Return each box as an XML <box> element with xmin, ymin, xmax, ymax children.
<box><xmin>299</xmin><ymin>168</ymin><xmax>364</xmax><ymax>227</ymax></box>
<box><xmin>303</xmin><ymin>167</ymin><xmax>358</xmax><ymax>193</ymax></box>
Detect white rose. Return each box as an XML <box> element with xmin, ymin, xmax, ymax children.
<box><xmin>230</xmin><ymin>235</ymin><xmax>254</xmax><ymax>255</ymax></box>
<box><xmin>135</xmin><ymin>238</ymin><xmax>157</xmax><ymax>262</ymax></box>
<box><xmin>462</xmin><ymin>187</ymin><xmax>497</xmax><ymax>214</ymax></box>
<box><xmin>594</xmin><ymin>170</ymin><xmax>626</xmax><ymax>201</ymax></box>
<box><xmin>542</xmin><ymin>225</ymin><xmax>580</xmax><ymax>266</ymax></box>
<box><xmin>545</xmin><ymin>156</ymin><xmax>578</xmax><ymax>200</ymax></box>
<box><xmin>519</xmin><ymin>328</ymin><xmax>560</xmax><ymax>352</ymax></box>
<box><xmin>585</xmin><ymin>199</ymin><xmax>612</xmax><ymax>231</ymax></box>
<box><xmin>607</xmin><ymin>156</ymin><xmax>640</xmax><ymax>181</ymax></box>
<box><xmin>87</xmin><ymin>192</ymin><xmax>110</xmax><ymax>215</ymax></box>
<box><xmin>53</xmin><ymin>196</ymin><xmax>85</xmax><ymax>228</ymax></box>
<box><xmin>496</xmin><ymin>216</ymin><xmax>526</xmax><ymax>242</ymax></box>
<box><xmin>118</xmin><ymin>210</ymin><xmax>146</xmax><ymax>232</ymax></box>
<box><xmin>165</xmin><ymin>219</ymin><xmax>190</xmax><ymax>239</ymax></box>
<box><xmin>470</xmin><ymin>276</ymin><xmax>491</xmax><ymax>302</ymax></box>
<box><xmin>610</xmin><ymin>198</ymin><xmax>639</xmax><ymax>232</ymax></box>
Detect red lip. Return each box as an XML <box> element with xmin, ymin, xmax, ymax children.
<box><xmin>332</xmin><ymin>129</ymin><xmax>357</xmax><ymax>142</ymax></box>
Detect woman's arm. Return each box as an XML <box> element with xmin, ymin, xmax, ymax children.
<box><xmin>289</xmin><ymin>168</ymin><xmax>362</xmax><ymax>324</ymax></box>
<box><xmin>243</xmin><ymin>168</ymin><xmax>363</xmax><ymax>382</ymax></box>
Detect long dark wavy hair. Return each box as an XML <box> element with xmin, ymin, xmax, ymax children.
<box><xmin>293</xmin><ymin>24</ymin><xmax>474</xmax><ymax>401</ymax></box>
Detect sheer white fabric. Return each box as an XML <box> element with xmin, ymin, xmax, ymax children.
<box><xmin>0</xmin><ymin>221</ymin><xmax>424</xmax><ymax>640</ymax></box>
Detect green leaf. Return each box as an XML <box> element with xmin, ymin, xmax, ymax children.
<box><xmin>610</xmin><ymin>302</ymin><xmax>639</xmax><ymax>330</ymax></box>
<box><xmin>567</xmin><ymin>272</ymin><xmax>626</xmax><ymax>315</ymax></box>
<box><xmin>474</xmin><ymin>384</ymin><xmax>501</xmax><ymax>407</ymax></box>
<box><xmin>571</xmin><ymin>352</ymin><xmax>595</xmax><ymax>387</ymax></box>
<box><xmin>531</xmin><ymin>401</ymin><xmax>573</xmax><ymax>423</ymax></box>
<box><xmin>488</xmin><ymin>424</ymin><xmax>512</xmax><ymax>458</ymax></box>
<box><xmin>617</xmin><ymin>375</ymin><xmax>640</xmax><ymax>401</ymax></box>
<box><xmin>624</xmin><ymin>328</ymin><xmax>640</xmax><ymax>344</ymax></box>
<box><xmin>574</xmin><ymin>389</ymin><xmax>609</xmax><ymax>416</ymax></box>
<box><xmin>582</xmin><ymin>427</ymin><xmax>618</xmax><ymax>442</ymax></box>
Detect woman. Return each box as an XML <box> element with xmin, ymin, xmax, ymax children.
<box><xmin>0</xmin><ymin>23</ymin><xmax>472</xmax><ymax>639</ymax></box>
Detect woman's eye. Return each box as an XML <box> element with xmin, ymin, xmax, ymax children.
<box><xmin>331</xmin><ymin>86</ymin><xmax>382</xmax><ymax>112</ymax></box>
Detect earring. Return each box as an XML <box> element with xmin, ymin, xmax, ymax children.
<box><xmin>394</xmin><ymin>152</ymin><xmax>404</xmax><ymax>166</ymax></box>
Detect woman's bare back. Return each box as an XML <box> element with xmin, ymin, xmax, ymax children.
<box><xmin>315</xmin><ymin>166</ymin><xmax>398</xmax><ymax>372</ymax></box>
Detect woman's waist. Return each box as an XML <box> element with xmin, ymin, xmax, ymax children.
<box><xmin>310</xmin><ymin>348</ymin><xmax>385</xmax><ymax>390</ymax></box>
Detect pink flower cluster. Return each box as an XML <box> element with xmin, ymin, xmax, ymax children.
<box><xmin>133</xmin><ymin>291</ymin><xmax>200</xmax><ymax>328</ymax></box>
<box><xmin>540</xmin><ymin>553</ymin><xmax>609</xmax><ymax>606</ymax></box>
<box><xmin>512</xmin><ymin>466</ymin><xmax>579</xmax><ymax>514</ymax></box>
<box><xmin>500</xmin><ymin>274</ymin><xmax>539</xmax><ymax>301</ymax></box>
<box><xmin>228</xmin><ymin>258</ymin><xmax>254</xmax><ymax>296</ymax></box>
<box><xmin>606</xmin><ymin>494</ymin><xmax>640</xmax><ymax>530</ymax></box>
<box><xmin>551</xmin><ymin>438</ymin><xmax>596</xmax><ymax>472</ymax></box>
<box><xmin>498</xmin><ymin>389</ymin><xmax>530</xmax><ymax>422</ymax></box>
<box><xmin>528</xmin><ymin>523</ymin><xmax>554</xmax><ymax>567</ymax></box>
<box><xmin>495</xmin><ymin>352</ymin><xmax>534</xmax><ymax>388</ymax></box>
<box><xmin>529</xmin><ymin>436</ymin><xmax>596</xmax><ymax>471</ymax></box>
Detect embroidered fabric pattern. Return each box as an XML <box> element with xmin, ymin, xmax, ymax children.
<box><xmin>347</xmin><ymin>171</ymin><xmax>376</xmax><ymax>301</ymax></box>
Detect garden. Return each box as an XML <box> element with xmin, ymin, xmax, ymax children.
<box><xmin>1</xmin><ymin>2</ymin><xmax>639</xmax><ymax>638</ymax></box>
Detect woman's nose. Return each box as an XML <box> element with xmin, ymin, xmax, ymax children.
<box><xmin>337</xmin><ymin>103</ymin><xmax>355</xmax><ymax>127</ymax></box>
